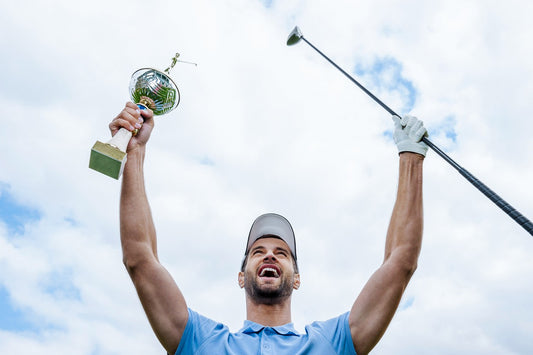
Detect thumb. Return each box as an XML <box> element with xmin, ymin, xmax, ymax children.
<box><xmin>391</xmin><ymin>115</ymin><xmax>402</xmax><ymax>128</ymax></box>
<box><xmin>140</xmin><ymin>107</ymin><xmax>154</xmax><ymax>122</ymax></box>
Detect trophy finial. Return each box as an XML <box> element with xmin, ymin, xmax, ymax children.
<box><xmin>164</xmin><ymin>53</ymin><xmax>181</xmax><ymax>74</ymax></box>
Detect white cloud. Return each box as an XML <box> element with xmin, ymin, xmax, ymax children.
<box><xmin>0</xmin><ymin>0</ymin><xmax>532</xmax><ymax>354</ymax></box>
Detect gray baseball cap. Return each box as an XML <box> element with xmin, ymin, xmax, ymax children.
<box><xmin>242</xmin><ymin>213</ymin><xmax>297</xmax><ymax>269</ymax></box>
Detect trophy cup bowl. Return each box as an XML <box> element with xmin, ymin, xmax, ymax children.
<box><xmin>129</xmin><ymin>68</ymin><xmax>180</xmax><ymax>115</ymax></box>
<box><xmin>89</xmin><ymin>68</ymin><xmax>180</xmax><ymax>179</ymax></box>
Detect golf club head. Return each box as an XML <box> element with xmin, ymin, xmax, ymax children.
<box><xmin>286</xmin><ymin>26</ymin><xmax>303</xmax><ymax>46</ymax></box>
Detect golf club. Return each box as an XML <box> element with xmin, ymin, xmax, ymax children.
<box><xmin>287</xmin><ymin>26</ymin><xmax>533</xmax><ymax>236</ymax></box>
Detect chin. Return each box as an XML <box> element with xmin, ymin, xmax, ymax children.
<box><xmin>248</xmin><ymin>283</ymin><xmax>293</xmax><ymax>302</ymax></box>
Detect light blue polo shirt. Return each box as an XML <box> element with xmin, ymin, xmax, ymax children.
<box><xmin>175</xmin><ymin>308</ymin><xmax>358</xmax><ymax>354</ymax></box>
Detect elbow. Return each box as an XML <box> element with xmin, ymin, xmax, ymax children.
<box><xmin>395</xmin><ymin>259</ymin><xmax>418</xmax><ymax>280</ymax></box>
<box><xmin>123</xmin><ymin>254</ymin><xmax>141</xmax><ymax>278</ymax></box>
<box><xmin>400</xmin><ymin>245</ymin><xmax>419</xmax><ymax>275</ymax></box>
<box><xmin>387</xmin><ymin>245</ymin><xmax>420</xmax><ymax>279</ymax></box>
<box><xmin>122</xmin><ymin>244</ymin><xmax>157</xmax><ymax>279</ymax></box>
<box><xmin>122</xmin><ymin>254</ymin><xmax>136</xmax><ymax>275</ymax></box>
<box><xmin>122</xmin><ymin>254</ymin><xmax>158</xmax><ymax>286</ymax></box>
<box><xmin>404</xmin><ymin>259</ymin><xmax>418</xmax><ymax>278</ymax></box>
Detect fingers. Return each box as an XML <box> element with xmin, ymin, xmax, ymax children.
<box><xmin>409</xmin><ymin>118</ymin><xmax>423</xmax><ymax>138</ymax></box>
<box><xmin>412</xmin><ymin>126</ymin><xmax>427</xmax><ymax>142</ymax></box>
<box><xmin>402</xmin><ymin>115</ymin><xmax>416</xmax><ymax>129</ymax></box>
<box><xmin>109</xmin><ymin>102</ymin><xmax>145</xmax><ymax>136</ymax></box>
<box><xmin>140</xmin><ymin>106</ymin><xmax>154</xmax><ymax>122</ymax></box>
<box><xmin>136</xmin><ymin>105</ymin><xmax>155</xmax><ymax>136</ymax></box>
<box><xmin>400</xmin><ymin>115</ymin><xmax>428</xmax><ymax>142</ymax></box>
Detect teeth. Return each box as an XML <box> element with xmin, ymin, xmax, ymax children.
<box><xmin>260</xmin><ymin>267</ymin><xmax>279</xmax><ymax>277</ymax></box>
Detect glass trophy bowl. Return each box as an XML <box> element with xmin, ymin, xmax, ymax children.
<box><xmin>89</xmin><ymin>65</ymin><xmax>181</xmax><ymax>179</ymax></box>
<box><xmin>129</xmin><ymin>68</ymin><xmax>180</xmax><ymax>115</ymax></box>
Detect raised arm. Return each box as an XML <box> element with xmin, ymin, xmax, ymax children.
<box><xmin>111</xmin><ymin>102</ymin><xmax>188</xmax><ymax>354</ymax></box>
<box><xmin>349</xmin><ymin>115</ymin><xmax>427</xmax><ymax>355</ymax></box>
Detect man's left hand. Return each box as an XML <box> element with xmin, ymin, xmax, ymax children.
<box><xmin>392</xmin><ymin>115</ymin><xmax>428</xmax><ymax>156</ymax></box>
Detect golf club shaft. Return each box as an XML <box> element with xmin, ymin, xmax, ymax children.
<box><xmin>300</xmin><ymin>36</ymin><xmax>533</xmax><ymax>236</ymax></box>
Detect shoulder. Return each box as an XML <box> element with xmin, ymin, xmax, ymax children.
<box><xmin>187</xmin><ymin>309</ymin><xmax>225</xmax><ymax>328</ymax></box>
<box><xmin>175</xmin><ymin>309</ymin><xmax>229</xmax><ymax>355</ymax></box>
<box><xmin>305</xmin><ymin>313</ymin><xmax>357</xmax><ymax>355</ymax></box>
<box><xmin>306</xmin><ymin>312</ymin><xmax>350</xmax><ymax>333</ymax></box>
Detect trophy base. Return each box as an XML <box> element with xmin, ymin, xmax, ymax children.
<box><xmin>89</xmin><ymin>141</ymin><xmax>127</xmax><ymax>179</ymax></box>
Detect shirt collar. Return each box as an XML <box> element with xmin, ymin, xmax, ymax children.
<box><xmin>239</xmin><ymin>320</ymin><xmax>299</xmax><ymax>336</ymax></box>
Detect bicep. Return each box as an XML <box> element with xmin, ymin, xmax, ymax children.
<box><xmin>349</xmin><ymin>258</ymin><xmax>413</xmax><ymax>355</ymax></box>
<box><xmin>128</xmin><ymin>258</ymin><xmax>188</xmax><ymax>355</ymax></box>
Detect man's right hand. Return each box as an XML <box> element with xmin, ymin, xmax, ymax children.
<box><xmin>109</xmin><ymin>102</ymin><xmax>155</xmax><ymax>152</ymax></box>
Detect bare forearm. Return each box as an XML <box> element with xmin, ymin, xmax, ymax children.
<box><xmin>350</xmin><ymin>117</ymin><xmax>427</xmax><ymax>354</ymax></box>
<box><xmin>110</xmin><ymin>104</ymin><xmax>188</xmax><ymax>353</ymax></box>
<box><xmin>384</xmin><ymin>152</ymin><xmax>424</xmax><ymax>266</ymax></box>
<box><xmin>120</xmin><ymin>147</ymin><xmax>158</xmax><ymax>266</ymax></box>
<box><xmin>350</xmin><ymin>153</ymin><xmax>424</xmax><ymax>354</ymax></box>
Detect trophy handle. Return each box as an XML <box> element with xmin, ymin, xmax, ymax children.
<box><xmin>108</xmin><ymin>127</ymin><xmax>133</xmax><ymax>153</ymax></box>
<box><xmin>89</xmin><ymin>103</ymin><xmax>150</xmax><ymax>179</ymax></box>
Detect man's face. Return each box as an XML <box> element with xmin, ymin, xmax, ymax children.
<box><xmin>238</xmin><ymin>237</ymin><xmax>300</xmax><ymax>305</ymax></box>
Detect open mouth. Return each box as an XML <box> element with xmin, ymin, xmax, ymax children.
<box><xmin>258</xmin><ymin>264</ymin><xmax>281</xmax><ymax>278</ymax></box>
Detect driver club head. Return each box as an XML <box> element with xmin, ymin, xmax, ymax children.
<box><xmin>286</xmin><ymin>26</ymin><xmax>303</xmax><ymax>46</ymax></box>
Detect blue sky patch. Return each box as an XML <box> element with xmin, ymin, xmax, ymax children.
<box><xmin>0</xmin><ymin>185</ymin><xmax>41</xmax><ymax>235</ymax></box>
<box><xmin>63</xmin><ymin>216</ymin><xmax>79</xmax><ymax>227</ymax></box>
<box><xmin>259</xmin><ymin>0</ymin><xmax>273</xmax><ymax>8</ymax></box>
<box><xmin>429</xmin><ymin>115</ymin><xmax>458</xmax><ymax>144</ymax></box>
<box><xmin>0</xmin><ymin>285</ymin><xmax>37</xmax><ymax>332</ymax></box>
<box><xmin>0</xmin><ymin>284</ymin><xmax>65</xmax><ymax>335</ymax></box>
<box><xmin>354</xmin><ymin>57</ymin><xmax>417</xmax><ymax>113</ymax></box>
<box><xmin>399</xmin><ymin>295</ymin><xmax>415</xmax><ymax>311</ymax></box>
<box><xmin>382</xmin><ymin>130</ymin><xmax>393</xmax><ymax>141</ymax></box>
<box><xmin>199</xmin><ymin>156</ymin><xmax>215</xmax><ymax>166</ymax></box>
<box><xmin>41</xmin><ymin>269</ymin><xmax>81</xmax><ymax>301</ymax></box>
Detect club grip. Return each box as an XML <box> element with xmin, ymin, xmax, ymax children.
<box><xmin>423</xmin><ymin>137</ymin><xmax>533</xmax><ymax>236</ymax></box>
<box><xmin>458</xmin><ymin>166</ymin><xmax>533</xmax><ymax>233</ymax></box>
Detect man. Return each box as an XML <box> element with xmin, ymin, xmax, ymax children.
<box><xmin>111</xmin><ymin>101</ymin><xmax>427</xmax><ymax>354</ymax></box>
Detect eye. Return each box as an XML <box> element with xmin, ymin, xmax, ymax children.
<box><xmin>276</xmin><ymin>250</ymin><xmax>289</xmax><ymax>257</ymax></box>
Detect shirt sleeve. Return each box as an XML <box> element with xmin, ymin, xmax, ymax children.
<box><xmin>306</xmin><ymin>312</ymin><xmax>357</xmax><ymax>355</ymax></box>
<box><xmin>174</xmin><ymin>308</ymin><xmax>227</xmax><ymax>355</ymax></box>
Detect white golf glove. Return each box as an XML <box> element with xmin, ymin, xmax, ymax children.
<box><xmin>392</xmin><ymin>115</ymin><xmax>428</xmax><ymax>156</ymax></box>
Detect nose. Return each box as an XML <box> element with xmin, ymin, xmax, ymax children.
<box><xmin>263</xmin><ymin>250</ymin><xmax>277</xmax><ymax>263</ymax></box>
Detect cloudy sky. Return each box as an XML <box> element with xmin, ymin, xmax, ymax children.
<box><xmin>1</xmin><ymin>0</ymin><xmax>533</xmax><ymax>354</ymax></box>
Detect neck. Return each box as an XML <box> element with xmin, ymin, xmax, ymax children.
<box><xmin>245</xmin><ymin>295</ymin><xmax>293</xmax><ymax>326</ymax></box>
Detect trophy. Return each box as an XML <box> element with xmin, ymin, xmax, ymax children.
<box><xmin>89</xmin><ymin>53</ymin><xmax>191</xmax><ymax>179</ymax></box>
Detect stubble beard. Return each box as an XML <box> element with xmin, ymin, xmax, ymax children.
<box><xmin>244</xmin><ymin>270</ymin><xmax>294</xmax><ymax>305</ymax></box>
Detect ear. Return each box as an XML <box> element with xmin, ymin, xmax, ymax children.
<box><xmin>293</xmin><ymin>273</ymin><xmax>301</xmax><ymax>290</ymax></box>
<box><xmin>238</xmin><ymin>271</ymin><xmax>245</xmax><ymax>288</ymax></box>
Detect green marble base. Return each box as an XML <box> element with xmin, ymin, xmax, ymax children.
<box><xmin>89</xmin><ymin>141</ymin><xmax>127</xmax><ymax>179</ymax></box>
